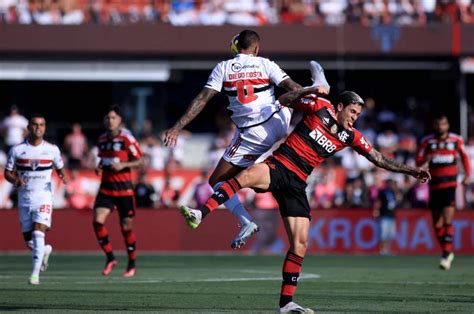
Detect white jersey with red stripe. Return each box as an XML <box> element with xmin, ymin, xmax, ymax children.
<box><xmin>205</xmin><ymin>53</ymin><xmax>289</xmax><ymax>128</ymax></box>
<box><xmin>6</xmin><ymin>140</ymin><xmax>64</xmax><ymax>204</ymax></box>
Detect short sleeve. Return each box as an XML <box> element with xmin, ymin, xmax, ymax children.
<box><xmin>351</xmin><ymin>130</ymin><xmax>373</xmax><ymax>155</ymax></box>
<box><xmin>53</xmin><ymin>145</ymin><xmax>65</xmax><ymax>170</ymax></box>
<box><xmin>5</xmin><ymin>147</ymin><xmax>16</xmax><ymax>171</ymax></box>
<box><xmin>125</xmin><ymin>136</ymin><xmax>143</xmax><ymax>160</ymax></box>
<box><xmin>204</xmin><ymin>62</ymin><xmax>224</xmax><ymax>92</ymax></box>
<box><xmin>267</xmin><ymin>60</ymin><xmax>289</xmax><ymax>86</ymax></box>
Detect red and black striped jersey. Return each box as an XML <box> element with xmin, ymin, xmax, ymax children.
<box><xmin>273</xmin><ymin>95</ymin><xmax>373</xmax><ymax>182</ymax></box>
<box><xmin>97</xmin><ymin>129</ymin><xmax>142</xmax><ymax>197</ymax></box>
<box><xmin>416</xmin><ymin>133</ymin><xmax>471</xmax><ymax>189</ymax></box>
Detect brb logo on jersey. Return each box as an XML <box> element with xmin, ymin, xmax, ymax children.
<box><xmin>310</xmin><ymin>127</ymin><xmax>337</xmax><ymax>153</ymax></box>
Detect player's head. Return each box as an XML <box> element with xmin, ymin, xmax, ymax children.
<box><xmin>104</xmin><ymin>105</ymin><xmax>122</xmax><ymax>133</ymax></box>
<box><xmin>433</xmin><ymin>114</ymin><xmax>449</xmax><ymax>136</ymax></box>
<box><xmin>28</xmin><ymin>113</ymin><xmax>46</xmax><ymax>140</ymax></box>
<box><xmin>335</xmin><ymin>91</ymin><xmax>364</xmax><ymax>129</ymax></box>
<box><xmin>232</xmin><ymin>30</ymin><xmax>260</xmax><ymax>56</ymax></box>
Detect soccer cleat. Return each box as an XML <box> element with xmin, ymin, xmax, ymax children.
<box><xmin>309</xmin><ymin>60</ymin><xmax>330</xmax><ymax>92</ymax></box>
<box><xmin>29</xmin><ymin>275</ymin><xmax>40</xmax><ymax>285</ymax></box>
<box><xmin>439</xmin><ymin>252</ymin><xmax>455</xmax><ymax>270</ymax></box>
<box><xmin>231</xmin><ymin>221</ymin><xmax>259</xmax><ymax>249</ymax></box>
<box><xmin>279</xmin><ymin>301</ymin><xmax>314</xmax><ymax>313</ymax></box>
<box><xmin>179</xmin><ymin>205</ymin><xmax>202</xmax><ymax>229</ymax></box>
<box><xmin>123</xmin><ymin>267</ymin><xmax>137</xmax><ymax>278</ymax></box>
<box><xmin>41</xmin><ymin>244</ymin><xmax>52</xmax><ymax>272</ymax></box>
<box><xmin>102</xmin><ymin>260</ymin><xmax>118</xmax><ymax>276</ymax></box>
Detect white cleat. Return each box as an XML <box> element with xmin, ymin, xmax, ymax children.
<box><xmin>179</xmin><ymin>205</ymin><xmax>202</xmax><ymax>229</ymax></box>
<box><xmin>309</xmin><ymin>60</ymin><xmax>330</xmax><ymax>92</ymax></box>
<box><xmin>279</xmin><ymin>301</ymin><xmax>314</xmax><ymax>313</ymax></box>
<box><xmin>29</xmin><ymin>275</ymin><xmax>40</xmax><ymax>285</ymax></box>
<box><xmin>41</xmin><ymin>244</ymin><xmax>52</xmax><ymax>272</ymax></box>
<box><xmin>439</xmin><ymin>252</ymin><xmax>455</xmax><ymax>270</ymax></box>
<box><xmin>231</xmin><ymin>221</ymin><xmax>259</xmax><ymax>249</ymax></box>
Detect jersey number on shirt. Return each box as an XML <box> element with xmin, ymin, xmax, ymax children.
<box><xmin>39</xmin><ymin>204</ymin><xmax>52</xmax><ymax>214</ymax></box>
<box><xmin>236</xmin><ymin>80</ymin><xmax>257</xmax><ymax>104</ymax></box>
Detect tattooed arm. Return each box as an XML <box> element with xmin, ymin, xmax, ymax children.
<box><xmin>278</xmin><ymin>85</ymin><xmax>329</xmax><ymax>108</ymax></box>
<box><xmin>278</xmin><ymin>78</ymin><xmax>302</xmax><ymax>92</ymax></box>
<box><xmin>364</xmin><ymin>148</ymin><xmax>431</xmax><ymax>183</ymax></box>
<box><xmin>163</xmin><ymin>88</ymin><xmax>218</xmax><ymax>147</ymax></box>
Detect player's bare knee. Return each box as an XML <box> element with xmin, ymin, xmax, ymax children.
<box><xmin>291</xmin><ymin>238</ymin><xmax>308</xmax><ymax>256</ymax></box>
<box><xmin>33</xmin><ymin>223</ymin><xmax>48</xmax><ymax>232</ymax></box>
<box><xmin>121</xmin><ymin>219</ymin><xmax>133</xmax><ymax>231</ymax></box>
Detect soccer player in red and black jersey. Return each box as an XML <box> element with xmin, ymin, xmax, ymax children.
<box><xmin>180</xmin><ymin>88</ymin><xmax>431</xmax><ymax>313</ymax></box>
<box><xmin>93</xmin><ymin>106</ymin><xmax>144</xmax><ymax>278</ymax></box>
<box><xmin>416</xmin><ymin>115</ymin><xmax>471</xmax><ymax>270</ymax></box>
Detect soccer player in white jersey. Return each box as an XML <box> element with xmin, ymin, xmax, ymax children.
<box><xmin>163</xmin><ymin>29</ymin><xmax>329</xmax><ymax>248</ymax></box>
<box><xmin>4</xmin><ymin>114</ymin><xmax>68</xmax><ymax>285</ymax></box>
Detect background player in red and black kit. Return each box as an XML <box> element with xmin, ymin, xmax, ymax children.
<box><xmin>180</xmin><ymin>88</ymin><xmax>431</xmax><ymax>313</ymax></box>
<box><xmin>93</xmin><ymin>106</ymin><xmax>144</xmax><ymax>277</ymax></box>
<box><xmin>416</xmin><ymin>115</ymin><xmax>471</xmax><ymax>270</ymax></box>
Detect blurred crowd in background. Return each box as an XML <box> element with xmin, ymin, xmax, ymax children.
<box><xmin>1</xmin><ymin>97</ymin><xmax>474</xmax><ymax>212</ymax></box>
<box><xmin>0</xmin><ymin>0</ymin><xmax>473</xmax><ymax>26</ymax></box>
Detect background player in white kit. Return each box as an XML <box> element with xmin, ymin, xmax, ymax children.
<box><xmin>4</xmin><ymin>114</ymin><xmax>68</xmax><ymax>285</ymax></box>
<box><xmin>163</xmin><ymin>29</ymin><xmax>329</xmax><ymax>248</ymax></box>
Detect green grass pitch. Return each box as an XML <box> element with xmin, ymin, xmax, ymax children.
<box><xmin>1</xmin><ymin>254</ymin><xmax>473</xmax><ymax>313</ymax></box>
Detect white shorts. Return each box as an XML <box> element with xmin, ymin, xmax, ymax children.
<box><xmin>379</xmin><ymin>217</ymin><xmax>396</xmax><ymax>242</ymax></box>
<box><xmin>18</xmin><ymin>200</ymin><xmax>53</xmax><ymax>232</ymax></box>
<box><xmin>223</xmin><ymin>108</ymin><xmax>291</xmax><ymax>168</ymax></box>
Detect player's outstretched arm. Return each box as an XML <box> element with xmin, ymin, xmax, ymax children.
<box><xmin>364</xmin><ymin>148</ymin><xmax>431</xmax><ymax>183</ymax></box>
<box><xmin>278</xmin><ymin>78</ymin><xmax>302</xmax><ymax>92</ymax></box>
<box><xmin>162</xmin><ymin>88</ymin><xmax>218</xmax><ymax>148</ymax></box>
<box><xmin>278</xmin><ymin>85</ymin><xmax>328</xmax><ymax>108</ymax></box>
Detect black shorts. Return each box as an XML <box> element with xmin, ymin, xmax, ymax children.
<box><xmin>94</xmin><ymin>193</ymin><xmax>136</xmax><ymax>219</ymax></box>
<box><xmin>429</xmin><ymin>187</ymin><xmax>456</xmax><ymax>211</ymax></box>
<box><xmin>265</xmin><ymin>159</ymin><xmax>311</xmax><ymax>219</ymax></box>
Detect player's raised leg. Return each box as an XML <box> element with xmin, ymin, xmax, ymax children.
<box><xmin>208</xmin><ymin>158</ymin><xmax>259</xmax><ymax>248</ymax></box>
<box><xmin>41</xmin><ymin>244</ymin><xmax>53</xmax><ymax>272</ymax></box>
<box><xmin>309</xmin><ymin>60</ymin><xmax>330</xmax><ymax>92</ymax></box>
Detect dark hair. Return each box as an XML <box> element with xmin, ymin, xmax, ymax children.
<box><xmin>236</xmin><ymin>30</ymin><xmax>260</xmax><ymax>50</ymax></box>
<box><xmin>338</xmin><ymin>91</ymin><xmax>364</xmax><ymax>107</ymax></box>
<box><xmin>106</xmin><ymin>105</ymin><xmax>122</xmax><ymax>118</ymax></box>
<box><xmin>434</xmin><ymin>114</ymin><xmax>448</xmax><ymax>122</ymax></box>
<box><xmin>29</xmin><ymin>113</ymin><xmax>46</xmax><ymax>123</ymax></box>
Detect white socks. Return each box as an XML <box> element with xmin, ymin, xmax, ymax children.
<box><xmin>25</xmin><ymin>240</ymin><xmax>34</xmax><ymax>250</ymax></box>
<box><xmin>213</xmin><ymin>182</ymin><xmax>253</xmax><ymax>225</ymax></box>
<box><xmin>31</xmin><ymin>230</ymin><xmax>45</xmax><ymax>277</ymax></box>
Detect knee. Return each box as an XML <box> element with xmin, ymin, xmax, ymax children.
<box><xmin>291</xmin><ymin>239</ymin><xmax>308</xmax><ymax>257</ymax></box>
<box><xmin>121</xmin><ymin>220</ymin><xmax>133</xmax><ymax>232</ymax></box>
<box><xmin>93</xmin><ymin>221</ymin><xmax>103</xmax><ymax>230</ymax></box>
<box><xmin>208</xmin><ymin>177</ymin><xmax>218</xmax><ymax>188</ymax></box>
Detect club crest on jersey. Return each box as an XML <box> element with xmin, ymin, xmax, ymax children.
<box><xmin>113</xmin><ymin>142</ymin><xmax>122</xmax><ymax>151</ymax></box>
<box><xmin>338</xmin><ymin>130</ymin><xmax>350</xmax><ymax>143</ymax></box>
<box><xmin>30</xmin><ymin>159</ymin><xmax>40</xmax><ymax>170</ymax></box>
<box><xmin>330</xmin><ymin>124</ymin><xmax>338</xmax><ymax>134</ymax></box>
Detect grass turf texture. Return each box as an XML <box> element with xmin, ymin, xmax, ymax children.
<box><xmin>1</xmin><ymin>254</ymin><xmax>473</xmax><ymax>313</ymax></box>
